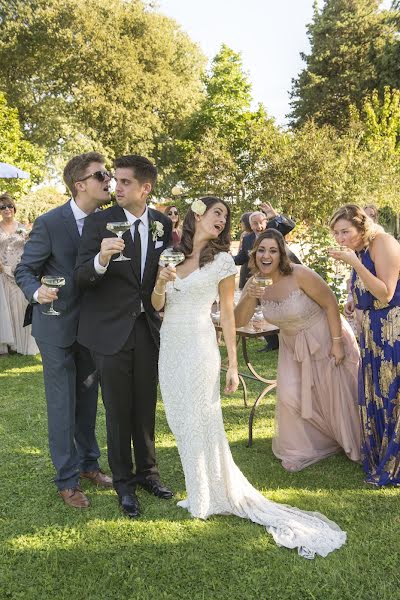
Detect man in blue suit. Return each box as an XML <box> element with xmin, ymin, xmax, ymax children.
<box><xmin>15</xmin><ymin>152</ymin><xmax>113</xmax><ymax>508</ymax></box>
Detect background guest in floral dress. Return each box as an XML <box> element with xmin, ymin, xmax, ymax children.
<box><xmin>330</xmin><ymin>204</ymin><xmax>400</xmax><ymax>486</ymax></box>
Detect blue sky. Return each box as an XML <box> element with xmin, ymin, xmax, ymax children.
<box><xmin>158</xmin><ymin>0</ymin><xmax>392</xmax><ymax>125</ymax></box>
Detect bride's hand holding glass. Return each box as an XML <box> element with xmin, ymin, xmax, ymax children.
<box><xmin>157</xmin><ymin>265</ymin><xmax>177</xmax><ymax>285</ymax></box>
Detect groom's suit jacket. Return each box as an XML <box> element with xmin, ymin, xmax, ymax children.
<box><xmin>75</xmin><ymin>204</ymin><xmax>172</xmax><ymax>355</ymax></box>
<box><xmin>15</xmin><ymin>201</ymin><xmax>84</xmax><ymax>347</ymax></box>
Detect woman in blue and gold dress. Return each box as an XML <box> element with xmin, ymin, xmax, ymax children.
<box><xmin>330</xmin><ymin>204</ymin><xmax>400</xmax><ymax>486</ymax></box>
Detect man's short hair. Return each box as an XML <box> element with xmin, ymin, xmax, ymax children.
<box><xmin>114</xmin><ymin>154</ymin><xmax>157</xmax><ymax>187</ymax></box>
<box><xmin>63</xmin><ymin>152</ymin><xmax>105</xmax><ymax>198</ymax></box>
<box><xmin>249</xmin><ymin>211</ymin><xmax>267</xmax><ymax>224</ymax></box>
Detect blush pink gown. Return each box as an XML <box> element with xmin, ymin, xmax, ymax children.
<box><xmin>261</xmin><ymin>289</ymin><xmax>361</xmax><ymax>470</ymax></box>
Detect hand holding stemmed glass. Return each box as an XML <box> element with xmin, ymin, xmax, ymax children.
<box><xmin>327</xmin><ymin>246</ymin><xmax>358</xmax><ymax>281</ymax></box>
<box><xmin>105</xmin><ymin>222</ymin><xmax>132</xmax><ymax>262</ymax></box>
<box><xmin>158</xmin><ymin>249</ymin><xmax>185</xmax><ymax>291</ymax></box>
<box><xmin>40</xmin><ymin>275</ymin><xmax>66</xmax><ymax>316</ymax></box>
<box><xmin>247</xmin><ymin>273</ymin><xmax>271</xmax><ymax>300</ymax></box>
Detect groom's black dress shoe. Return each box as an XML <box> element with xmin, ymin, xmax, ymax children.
<box><xmin>119</xmin><ymin>493</ymin><xmax>140</xmax><ymax>518</ymax></box>
<box><xmin>139</xmin><ymin>479</ymin><xmax>173</xmax><ymax>500</ymax></box>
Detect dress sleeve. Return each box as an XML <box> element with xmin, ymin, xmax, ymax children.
<box><xmin>217</xmin><ymin>252</ymin><xmax>237</xmax><ymax>284</ymax></box>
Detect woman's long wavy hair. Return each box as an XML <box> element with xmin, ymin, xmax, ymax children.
<box><xmin>329</xmin><ymin>204</ymin><xmax>383</xmax><ymax>246</ymax></box>
<box><xmin>175</xmin><ymin>196</ymin><xmax>231</xmax><ymax>268</ymax></box>
<box><xmin>248</xmin><ymin>229</ymin><xmax>293</xmax><ymax>276</ymax></box>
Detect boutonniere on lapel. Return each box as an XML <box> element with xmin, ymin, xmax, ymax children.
<box><xmin>150</xmin><ymin>220</ymin><xmax>164</xmax><ymax>242</ymax></box>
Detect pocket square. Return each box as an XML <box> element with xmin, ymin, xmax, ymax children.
<box><xmin>155</xmin><ymin>241</ymin><xmax>163</xmax><ymax>249</ymax></box>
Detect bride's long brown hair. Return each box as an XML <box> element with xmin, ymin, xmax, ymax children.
<box><xmin>175</xmin><ymin>197</ymin><xmax>231</xmax><ymax>268</ymax></box>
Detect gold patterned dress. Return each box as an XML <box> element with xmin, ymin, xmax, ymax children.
<box><xmin>352</xmin><ymin>248</ymin><xmax>400</xmax><ymax>486</ymax></box>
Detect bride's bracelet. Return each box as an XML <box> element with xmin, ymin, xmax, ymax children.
<box><xmin>153</xmin><ymin>286</ymin><xmax>166</xmax><ymax>296</ymax></box>
<box><xmin>332</xmin><ymin>336</ymin><xmax>343</xmax><ymax>340</ymax></box>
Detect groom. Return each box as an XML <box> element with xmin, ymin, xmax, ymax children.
<box><xmin>75</xmin><ymin>154</ymin><xmax>173</xmax><ymax>518</ymax></box>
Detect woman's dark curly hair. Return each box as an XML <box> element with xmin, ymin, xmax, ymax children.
<box><xmin>248</xmin><ymin>229</ymin><xmax>293</xmax><ymax>276</ymax></box>
<box><xmin>175</xmin><ymin>197</ymin><xmax>231</xmax><ymax>268</ymax></box>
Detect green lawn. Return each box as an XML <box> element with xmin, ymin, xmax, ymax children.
<box><xmin>0</xmin><ymin>343</ymin><xmax>398</xmax><ymax>600</ymax></box>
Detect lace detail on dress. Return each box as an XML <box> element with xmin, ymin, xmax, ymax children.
<box><xmin>159</xmin><ymin>253</ymin><xmax>346</xmax><ymax>558</ymax></box>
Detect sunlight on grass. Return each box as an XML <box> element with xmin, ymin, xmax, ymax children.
<box><xmin>1</xmin><ymin>345</ymin><xmax>400</xmax><ymax>599</ymax></box>
<box><xmin>18</xmin><ymin>447</ymin><xmax>43</xmax><ymax>456</ymax></box>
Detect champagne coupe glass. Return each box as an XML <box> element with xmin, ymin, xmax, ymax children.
<box><xmin>106</xmin><ymin>221</ymin><xmax>131</xmax><ymax>262</ymax></box>
<box><xmin>159</xmin><ymin>248</ymin><xmax>185</xmax><ymax>291</ymax></box>
<box><xmin>327</xmin><ymin>246</ymin><xmax>349</xmax><ymax>279</ymax></box>
<box><xmin>254</xmin><ymin>274</ymin><xmax>271</xmax><ymax>291</ymax></box>
<box><xmin>41</xmin><ymin>275</ymin><xmax>66</xmax><ymax>316</ymax></box>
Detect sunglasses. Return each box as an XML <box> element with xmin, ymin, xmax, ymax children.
<box><xmin>0</xmin><ymin>204</ymin><xmax>15</xmax><ymax>210</ymax></box>
<box><xmin>167</xmin><ymin>210</ymin><xmax>179</xmax><ymax>216</ymax></box>
<box><xmin>78</xmin><ymin>170</ymin><xmax>112</xmax><ymax>183</ymax></box>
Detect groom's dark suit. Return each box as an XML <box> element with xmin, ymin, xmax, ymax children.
<box><xmin>75</xmin><ymin>204</ymin><xmax>172</xmax><ymax>496</ymax></box>
<box><xmin>15</xmin><ymin>201</ymin><xmax>100</xmax><ymax>490</ymax></box>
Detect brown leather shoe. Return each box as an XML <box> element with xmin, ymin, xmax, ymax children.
<box><xmin>59</xmin><ymin>487</ymin><xmax>90</xmax><ymax>508</ymax></box>
<box><xmin>80</xmin><ymin>469</ymin><xmax>113</xmax><ymax>488</ymax></box>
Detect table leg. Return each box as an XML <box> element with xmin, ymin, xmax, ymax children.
<box><xmin>242</xmin><ymin>336</ymin><xmax>277</xmax><ymax>447</ymax></box>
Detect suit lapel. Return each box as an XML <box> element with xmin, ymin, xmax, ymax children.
<box><xmin>62</xmin><ymin>201</ymin><xmax>80</xmax><ymax>248</ymax></box>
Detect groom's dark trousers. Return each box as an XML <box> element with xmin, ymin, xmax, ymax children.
<box><xmin>75</xmin><ymin>205</ymin><xmax>172</xmax><ymax>496</ymax></box>
<box><xmin>15</xmin><ymin>201</ymin><xmax>100</xmax><ymax>490</ymax></box>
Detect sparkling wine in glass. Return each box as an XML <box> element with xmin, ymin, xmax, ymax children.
<box><xmin>41</xmin><ymin>276</ymin><xmax>66</xmax><ymax>316</ymax></box>
<box><xmin>254</xmin><ymin>274</ymin><xmax>271</xmax><ymax>290</ymax></box>
<box><xmin>159</xmin><ymin>249</ymin><xmax>185</xmax><ymax>291</ymax></box>
<box><xmin>106</xmin><ymin>221</ymin><xmax>131</xmax><ymax>262</ymax></box>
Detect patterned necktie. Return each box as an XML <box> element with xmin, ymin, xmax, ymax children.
<box><xmin>132</xmin><ymin>219</ymin><xmax>142</xmax><ymax>282</ymax></box>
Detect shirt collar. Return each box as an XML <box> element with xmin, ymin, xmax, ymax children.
<box><xmin>70</xmin><ymin>198</ymin><xmax>90</xmax><ymax>222</ymax></box>
<box><xmin>123</xmin><ymin>205</ymin><xmax>149</xmax><ymax>228</ymax></box>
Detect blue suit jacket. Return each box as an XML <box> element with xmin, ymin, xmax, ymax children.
<box><xmin>15</xmin><ymin>201</ymin><xmax>84</xmax><ymax>347</ymax></box>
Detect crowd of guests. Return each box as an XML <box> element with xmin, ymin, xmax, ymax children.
<box><xmin>1</xmin><ymin>152</ymin><xmax>399</xmax><ymax>526</ymax></box>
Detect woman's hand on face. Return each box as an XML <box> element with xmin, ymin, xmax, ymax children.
<box><xmin>224</xmin><ymin>367</ymin><xmax>239</xmax><ymax>393</ymax></box>
<box><xmin>247</xmin><ymin>278</ymin><xmax>265</xmax><ymax>299</ymax></box>
<box><xmin>330</xmin><ymin>339</ymin><xmax>345</xmax><ymax>366</ymax></box>
<box><xmin>157</xmin><ymin>265</ymin><xmax>176</xmax><ymax>283</ymax></box>
<box><xmin>328</xmin><ymin>248</ymin><xmax>358</xmax><ymax>267</ymax></box>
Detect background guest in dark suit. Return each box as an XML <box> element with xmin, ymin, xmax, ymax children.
<box><xmin>234</xmin><ymin>203</ymin><xmax>299</xmax><ymax>288</ymax></box>
<box><xmin>75</xmin><ymin>154</ymin><xmax>173</xmax><ymax>519</ymax></box>
<box><xmin>15</xmin><ymin>152</ymin><xmax>113</xmax><ymax>508</ymax></box>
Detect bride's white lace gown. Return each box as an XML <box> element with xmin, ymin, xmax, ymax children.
<box><xmin>159</xmin><ymin>252</ymin><xmax>346</xmax><ymax>559</ymax></box>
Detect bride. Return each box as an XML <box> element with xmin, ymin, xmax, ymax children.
<box><xmin>151</xmin><ymin>196</ymin><xmax>346</xmax><ymax>559</ymax></box>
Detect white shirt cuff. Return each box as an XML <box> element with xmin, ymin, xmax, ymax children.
<box><xmin>94</xmin><ymin>252</ymin><xmax>109</xmax><ymax>274</ymax></box>
<box><xmin>33</xmin><ymin>289</ymin><xmax>39</xmax><ymax>303</ymax></box>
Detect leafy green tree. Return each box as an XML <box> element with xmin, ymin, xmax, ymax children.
<box><xmin>290</xmin><ymin>0</ymin><xmax>396</xmax><ymax>130</ymax></box>
<box><xmin>350</xmin><ymin>86</ymin><xmax>400</xmax><ymax>151</ymax></box>
<box><xmin>0</xmin><ymin>92</ymin><xmax>45</xmax><ymax>197</ymax></box>
<box><xmin>18</xmin><ymin>186</ymin><xmax>68</xmax><ymax>224</ymax></box>
<box><xmin>175</xmin><ymin>45</ymin><xmax>281</xmax><ymax>217</ymax></box>
<box><xmin>0</xmin><ymin>0</ymin><xmax>205</xmax><ymax>176</ymax></box>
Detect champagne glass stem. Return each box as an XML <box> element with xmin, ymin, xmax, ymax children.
<box><xmin>117</xmin><ymin>231</ymin><xmax>124</xmax><ymax>260</ymax></box>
